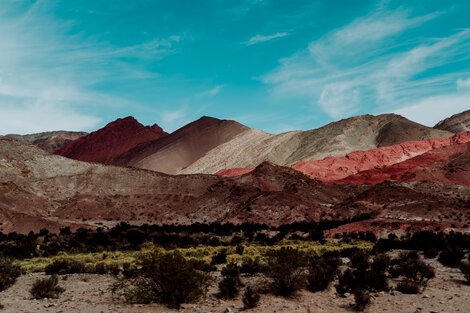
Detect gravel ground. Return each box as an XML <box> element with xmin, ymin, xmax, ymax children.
<box><xmin>0</xmin><ymin>260</ymin><xmax>469</xmax><ymax>313</ymax></box>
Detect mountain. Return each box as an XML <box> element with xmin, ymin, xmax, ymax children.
<box><xmin>115</xmin><ymin>116</ymin><xmax>249</xmax><ymax>174</ymax></box>
<box><xmin>336</xmin><ymin>141</ymin><xmax>470</xmax><ymax>186</ymax></box>
<box><xmin>216</xmin><ymin>131</ymin><xmax>470</xmax><ymax>182</ymax></box>
<box><xmin>55</xmin><ymin>116</ymin><xmax>167</xmax><ymax>165</ymax></box>
<box><xmin>191</xmin><ymin>114</ymin><xmax>452</xmax><ymax>175</ymax></box>
<box><xmin>5</xmin><ymin>131</ymin><xmax>87</xmax><ymax>153</ymax></box>
<box><xmin>291</xmin><ymin>131</ymin><xmax>470</xmax><ymax>182</ymax></box>
<box><xmin>435</xmin><ymin>110</ymin><xmax>470</xmax><ymax>133</ymax></box>
<box><xmin>0</xmin><ymin>136</ymin><xmax>216</xmax><ymax>233</ymax></box>
<box><xmin>1</xmin><ymin>137</ymin><xmax>469</xmax><ymax>234</ymax></box>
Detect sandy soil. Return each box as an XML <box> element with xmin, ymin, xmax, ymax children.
<box><xmin>1</xmin><ymin>259</ymin><xmax>469</xmax><ymax>313</ymax></box>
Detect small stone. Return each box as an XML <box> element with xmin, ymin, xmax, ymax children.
<box><xmin>224</xmin><ymin>308</ymin><xmax>234</xmax><ymax>313</ymax></box>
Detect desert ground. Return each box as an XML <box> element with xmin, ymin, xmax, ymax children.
<box><xmin>1</xmin><ymin>259</ymin><xmax>468</xmax><ymax>313</ymax></box>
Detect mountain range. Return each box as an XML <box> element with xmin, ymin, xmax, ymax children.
<box><xmin>1</xmin><ymin>109</ymin><xmax>470</xmax><ymax>234</ymax></box>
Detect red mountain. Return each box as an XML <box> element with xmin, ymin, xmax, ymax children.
<box><xmin>337</xmin><ymin>141</ymin><xmax>470</xmax><ymax>186</ymax></box>
<box><xmin>55</xmin><ymin>116</ymin><xmax>167</xmax><ymax>164</ymax></box>
<box><xmin>216</xmin><ymin>131</ymin><xmax>470</xmax><ymax>184</ymax></box>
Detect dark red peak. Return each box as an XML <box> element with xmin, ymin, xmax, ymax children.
<box><xmin>149</xmin><ymin>123</ymin><xmax>167</xmax><ymax>135</ymax></box>
<box><xmin>54</xmin><ymin>116</ymin><xmax>167</xmax><ymax>165</ymax></box>
<box><xmin>105</xmin><ymin>116</ymin><xmax>141</xmax><ymax>129</ymax></box>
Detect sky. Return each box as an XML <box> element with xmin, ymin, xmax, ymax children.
<box><xmin>0</xmin><ymin>0</ymin><xmax>469</xmax><ymax>134</ymax></box>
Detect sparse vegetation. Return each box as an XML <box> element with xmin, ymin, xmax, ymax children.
<box><xmin>353</xmin><ymin>289</ymin><xmax>371</xmax><ymax>311</ymax></box>
<box><xmin>0</xmin><ymin>258</ymin><xmax>21</xmax><ymax>292</ymax></box>
<box><xmin>264</xmin><ymin>247</ymin><xmax>307</xmax><ymax>297</ymax></box>
<box><xmin>307</xmin><ymin>256</ymin><xmax>339</xmax><ymax>292</ymax></box>
<box><xmin>460</xmin><ymin>259</ymin><xmax>470</xmax><ymax>284</ymax></box>
<box><xmin>242</xmin><ymin>287</ymin><xmax>260</xmax><ymax>310</ymax></box>
<box><xmin>112</xmin><ymin>250</ymin><xmax>212</xmax><ymax>309</ymax></box>
<box><xmin>30</xmin><ymin>275</ymin><xmax>65</xmax><ymax>299</ymax></box>
<box><xmin>45</xmin><ymin>259</ymin><xmax>86</xmax><ymax>275</ymax></box>
<box><xmin>391</xmin><ymin>251</ymin><xmax>435</xmax><ymax>294</ymax></box>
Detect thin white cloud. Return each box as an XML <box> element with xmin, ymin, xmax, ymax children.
<box><xmin>244</xmin><ymin>32</ymin><xmax>289</xmax><ymax>46</ymax></box>
<box><xmin>393</xmin><ymin>93</ymin><xmax>470</xmax><ymax>126</ymax></box>
<box><xmin>0</xmin><ymin>1</ymin><xmax>179</xmax><ymax>134</ymax></box>
<box><xmin>457</xmin><ymin>78</ymin><xmax>470</xmax><ymax>90</ymax></box>
<box><xmin>263</xmin><ymin>6</ymin><xmax>470</xmax><ymax>123</ymax></box>
<box><xmin>197</xmin><ymin>85</ymin><xmax>224</xmax><ymax>98</ymax></box>
<box><xmin>0</xmin><ymin>103</ymin><xmax>101</xmax><ymax>134</ymax></box>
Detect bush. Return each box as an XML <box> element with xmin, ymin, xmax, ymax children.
<box><xmin>218</xmin><ymin>276</ymin><xmax>239</xmax><ymax>299</ymax></box>
<box><xmin>0</xmin><ymin>258</ymin><xmax>21</xmax><ymax>292</ymax></box>
<box><xmin>264</xmin><ymin>247</ymin><xmax>307</xmax><ymax>296</ymax></box>
<box><xmin>438</xmin><ymin>249</ymin><xmax>464</xmax><ymax>268</ymax></box>
<box><xmin>396</xmin><ymin>278</ymin><xmax>420</xmax><ymax>294</ymax></box>
<box><xmin>460</xmin><ymin>262</ymin><xmax>470</xmax><ymax>284</ymax></box>
<box><xmin>371</xmin><ymin>254</ymin><xmax>390</xmax><ymax>273</ymax></box>
<box><xmin>211</xmin><ymin>251</ymin><xmax>228</xmax><ymax>265</ymax></box>
<box><xmin>188</xmin><ymin>259</ymin><xmax>217</xmax><ymax>272</ymax></box>
<box><xmin>240</xmin><ymin>258</ymin><xmax>261</xmax><ymax>276</ymax></box>
<box><xmin>45</xmin><ymin>259</ymin><xmax>86</xmax><ymax>275</ymax></box>
<box><xmin>30</xmin><ymin>275</ymin><xmax>65</xmax><ymax>299</ymax></box>
<box><xmin>353</xmin><ymin>289</ymin><xmax>371</xmax><ymax>311</ymax></box>
<box><xmin>113</xmin><ymin>251</ymin><xmax>212</xmax><ymax>309</ymax></box>
<box><xmin>221</xmin><ymin>262</ymin><xmax>240</xmax><ymax>278</ymax></box>
<box><xmin>391</xmin><ymin>253</ymin><xmax>435</xmax><ymax>293</ymax></box>
<box><xmin>350</xmin><ymin>250</ymin><xmax>370</xmax><ymax>270</ymax></box>
<box><xmin>423</xmin><ymin>249</ymin><xmax>439</xmax><ymax>259</ymax></box>
<box><xmin>307</xmin><ymin>257</ymin><xmax>338</xmax><ymax>292</ymax></box>
<box><xmin>242</xmin><ymin>287</ymin><xmax>260</xmax><ymax>310</ymax></box>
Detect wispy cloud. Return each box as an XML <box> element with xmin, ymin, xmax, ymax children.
<box><xmin>457</xmin><ymin>77</ymin><xmax>470</xmax><ymax>90</ymax></box>
<box><xmin>0</xmin><ymin>1</ymin><xmax>179</xmax><ymax>134</ymax></box>
<box><xmin>244</xmin><ymin>32</ymin><xmax>289</xmax><ymax>46</ymax></box>
<box><xmin>393</xmin><ymin>93</ymin><xmax>470</xmax><ymax>126</ymax></box>
<box><xmin>197</xmin><ymin>85</ymin><xmax>224</xmax><ymax>98</ymax></box>
<box><xmin>263</xmin><ymin>6</ymin><xmax>470</xmax><ymax>123</ymax></box>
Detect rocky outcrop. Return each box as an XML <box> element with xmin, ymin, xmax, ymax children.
<box><xmin>435</xmin><ymin>110</ymin><xmax>470</xmax><ymax>133</ymax></box>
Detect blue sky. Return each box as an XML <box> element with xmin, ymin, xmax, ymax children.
<box><xmin>0</xmin><ymin>0</ymin><xmax>469</xmax><ymax>134</ymax></box>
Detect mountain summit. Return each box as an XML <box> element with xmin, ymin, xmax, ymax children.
<box><xmin>55</xmin><ymin>116</ymin><xmax>167</xmax><ymax>164</ymax></box>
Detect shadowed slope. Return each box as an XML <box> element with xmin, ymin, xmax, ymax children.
<box><xmin>435</xmin><ymin>110</ymin><xmax>470</xmax><ymax>133</ymax></box>
<box><xmin>116</xmin><ymin>116</ymin><xmax>249</xmax><ymax>174</ymax></box>
<box><xmin>55</xmin><ymin>117</ymin><xmax>167</xmax><ymax>164</ymax></box>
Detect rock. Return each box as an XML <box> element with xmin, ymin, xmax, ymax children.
<box><xmin>224</xmin><ymin>308</ymin><xmax>235</xmax><ymax>313</ymax></box>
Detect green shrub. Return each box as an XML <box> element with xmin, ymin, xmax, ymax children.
<box><xmin>45</xmin><ymin>259</ymin><xmax>86</xmax><ymax>275</ymax></box>
<box><xmin>218</xmin><ymin>276</ymin><xmax>239</xmax><ymax>299</ymax></box>
<box><xmin>0</xmin><ymin>258</ymin><xmax>21</xmax><ymax>292</ymax></box>
<box><xmin>30</xmin><ymin>275</ymin><xmax>65</xmax><ymax>299</ymax></box>
<box><xmin>353</xmin><ymin>289</ymin><xmax>371</xmax><ymax>311</ymax></box>
<box><xmin>113</xmin><ymin>251</ymin><xmax>212</xmax><ymax>309</ymax></box>
<box><xmin>242</xmin><ymin>287</ymin><xmax>260</xmax><ymax>310</ymax></box>
<box><xmin>221</xmin><ymin>262</ymin><xmax>240</xmax><ymax>278</ymax></box>
<box><xmin>371</xmin><ymin>254</ymin><xmax>390</xmax><ymax>273</ymax></box>
<box><xmin>211</xmin><ymin>251</ymin><xmax>227</xmax><ymax>265</ymax></box>
<box><xmin>307</xmin><ymin>257</ymin><xmax>338</xmax><ymax>292</ymax></box>
<box><xmin>391</xmin><ymin>253</ymin><xmax>435</xmax><ymax>293</ymax></box>
<box><xmin>460</xmin><ymin>262</ymin><xmax>470</xmax><ymax>284</ymax></box>
<box><xmin>438</xmin><ymin>249</ymin><xmax>464</xmax><ymax>268</ymax></box>
<box><xmin>396</xmin><ymin>278</ymin><xmax>420</xmax><ymax>294</ymax></box>
<box><xmin>240</xmin><ymin>258</ymin><xmax>261</xmax><ymax>276</ymax></box>
<box><xmin>264</xmin><ymin>247</ymin><xmax>307</xmax><ymax>297</ymax></box>
<box><xmin>350</xmin><ymin>250</ymin><xmax>370</xmax><ymax>270</ymax></box>
<box><xmin>188</xmin><ymin>259</ymin><xmax>217</xmax><ymax>272</ymax></box>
